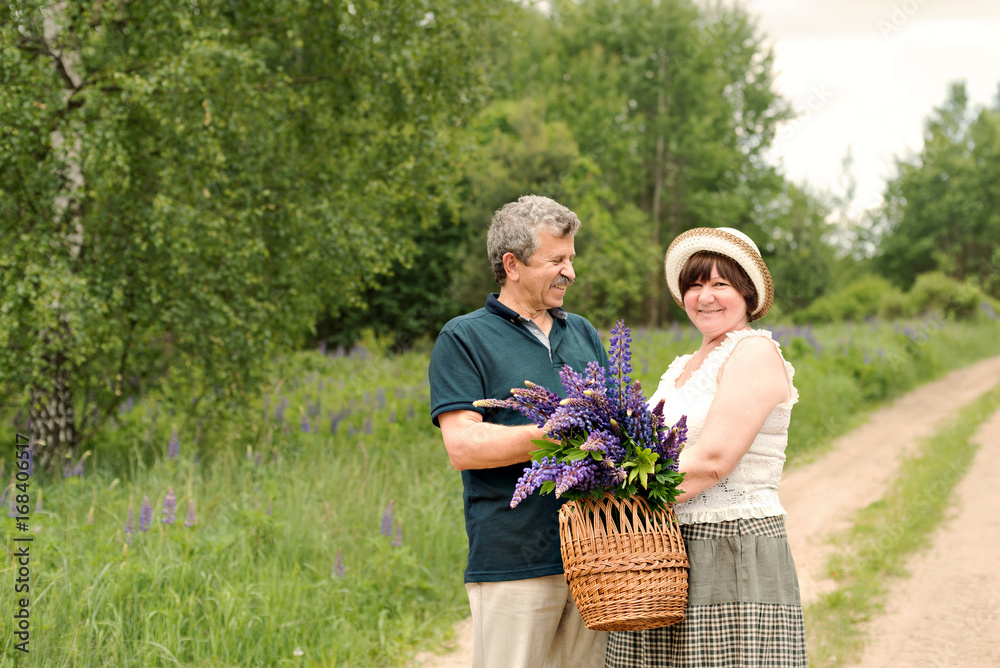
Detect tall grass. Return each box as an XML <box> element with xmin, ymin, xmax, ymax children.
<box><xmin>2</xmin><ymin>318</ymin><xmax>999</xmax><ymax>666</ymax></box>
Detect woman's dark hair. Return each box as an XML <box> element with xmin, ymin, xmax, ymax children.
<box><xmin>678</xmin><ymin>251</ymin><xmax>757</xmax><ymax>317</ymax></box>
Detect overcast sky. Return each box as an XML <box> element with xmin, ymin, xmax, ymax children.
<box><xmin>746</xmin><ymin>0</ymin><xmax>1000</xmax><ymax>216</ymax></box>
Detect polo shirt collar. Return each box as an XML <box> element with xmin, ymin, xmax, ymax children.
<box><xmin>485</xmin><ymin>293</ymin><xmax>568</xmax><ymax>325</ymax></box>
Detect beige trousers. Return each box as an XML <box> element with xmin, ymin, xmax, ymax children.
<box><xmin>465</xmin><ymin>574</ymin><xmax>608</xmax><ymax>668</ymax></box>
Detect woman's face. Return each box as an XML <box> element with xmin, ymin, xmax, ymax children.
<box><xmin>682</xmin><ymin>263</ymin><xmax>749</xmax><ymax>337</ymax></box>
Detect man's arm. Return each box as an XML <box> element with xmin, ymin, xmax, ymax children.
<box><xmin>438</xmin><ymin>410</ymin><xmax>546</xmax><ymax>471</ymax></box>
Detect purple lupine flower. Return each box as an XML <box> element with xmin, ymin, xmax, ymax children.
<box><xmin>391</xmin><ymin>521</ymin><xmax>403</xmax><ymax>548</ymax></box>
<box><xmin>274</xmin><ymin>397</ymin><xmax>287</xmax><ymax>424</ymax></box>
<box><xmin>659</xmin><ymin>415</ymin><xmax>688</xmax><ymax>464</ymax></box>
<box><xmin>376</xmin><ymin>388</ymin><xmax>386</xmax><ymax>408</ymax></box>
<box><xmin>73</xmin><ymin>456</ymin><xmax>86</xmax><ymax>476</ymax></box>
<box><xmin>139</xmin><ymin>496</ymin><xmax>152</xmax><ymax>532</ymax></box>
<box><xmin>162</xmin><ymin>487</ymin><xmax>177</xmax><ymax>524</ymax></box>
<box><xmin>330</xmin><ymin>414</ymin><xmax>341</xmax><ymax>434</ymax></box>
<box><xmin>388</xmin><ymin>410</ymin><xmax>396</xmax><ymax>424</ymax></box>
<box><xmin>63</xmin><ymin>458</ymin><xmax>74</xmax><ymax>478</ymax></box>
<box><xmin>555</xmin><ymin>459</ymin><xmax>597</xmax><ymax>497</ymax></box>
<box><xmin>124</xmin><ymin>505</ymin><xmax>136</xmax><ymax>543</ymax></box>
<box><xmin>318</xmin><ymin>340</ymin><xmax>327</xmax><ymax>355</ymax></box>
<box><xmin>7</xmin><ymin>500</ymin><xmax>16</xmax><ymax>518</ymax></box>
<box><xmin>380</xmin><ymin>501</ymin><xmax>394</xmax><ymax>536</ymax></box>
<box><xmin>301</xmin><ymin>414</ymin><xmax>311</xmax><ymax>433</ymax></box>
<box><xmin>407</xmin><ymin>404</ymin><xmax>414</xmax><ymax>421</ymax></box>
<box><xmin>167</xmin><ymin>428</ymin><xmax>180</xmax><ymax>459</ymax></box>
<box><xmin>334</xmin><ymin>549</ymin><xmax>345</xmax><ymax>578</ymax></box>
<box><xmin>184</xmin><ymin>499</ymin><xmax>196</xmax><ymax>528</ymax></box>
<box><xmin>363</xmin><ymin>415</ymin><xmax>373</xmax><ymax>434</ymax></box>
<box><xmin>511</xmin><ymin>457</ymin><xmax>563</xmax><ymax>508</ymax></box>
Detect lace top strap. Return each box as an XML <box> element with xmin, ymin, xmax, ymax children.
<box><xmin>661</xmin><ymin>329</ymin><xmax>799</xmax><ymax>405</ymax></box>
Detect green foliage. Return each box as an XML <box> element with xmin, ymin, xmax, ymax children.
<box><xmin>792</xmin><ymin>271</ymin><xmax>1000</xmax><ymax>325</ymax></box>
<box><xmin>437</xmin><ymin>0</ymin><xmax>799</xmax><ymax>327</ymax></box>
<box><xmin>903</xmin><ymin>271</ymin><xmax>995</xmax><ymax>320</ymax></box>
<box><xmin>0</xmin><ymin>0</ymin><xmax>505</xmax><ymax>456</ymax></box>
<box><xmin>792</xmin><ymin>275</ymin><xmax>903</xmax><ymax>324</ymax></box>
<box><xmin>876</xmin><ymin>82</ymin><xmax>1000</xmax><ymax>294</ymax></box>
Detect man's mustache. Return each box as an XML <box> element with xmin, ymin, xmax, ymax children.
<box><xmin>552</xmin><ymin>276</ymin><xmax>574</xmax><ymax>288</ymax></box>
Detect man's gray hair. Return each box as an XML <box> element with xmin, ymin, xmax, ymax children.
<box><xmin>487</xmin><ymin>195</ymin><xmax>581</xmax><ymax>286</ymax></box>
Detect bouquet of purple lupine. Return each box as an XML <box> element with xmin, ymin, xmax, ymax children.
<box><xmin>474</xmin><ymin>320</ymin><xmax>687</xmax><ymax>513</ymax></box>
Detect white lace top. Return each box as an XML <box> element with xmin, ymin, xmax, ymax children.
<box><xmin>648</xmin><ymin>329</ymin><xmax>798</xmax><ymax>525</ymax></box>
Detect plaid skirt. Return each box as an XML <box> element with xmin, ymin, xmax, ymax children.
<box><xmin>604</xmin><ymin>515</ymin><xmax>807</xmax><ymax>668</ymax></box>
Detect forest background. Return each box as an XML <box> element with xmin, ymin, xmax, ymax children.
<box><xmin>2</xmin><ymin>1</ymin><xmax>1000</xmax><ymax>665</ymax></box>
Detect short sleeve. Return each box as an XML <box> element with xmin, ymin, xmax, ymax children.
<box><xmin>428</xmin><ymin>327</ymin><xmax>487</xmax><ymax>427</ymax></box>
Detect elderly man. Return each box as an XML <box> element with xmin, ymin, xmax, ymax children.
<box><xmin>429</xmin><ymin>195</ymin><xmax>609</xmax><ymax>668</ymax></box>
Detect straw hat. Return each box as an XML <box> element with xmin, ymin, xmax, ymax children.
<box><xmin>664</xmin><ymin>227</ymin><xmax>774</xmax><ymax>321</ymax></box>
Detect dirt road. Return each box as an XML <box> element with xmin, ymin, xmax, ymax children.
<box><xmin>412</xmin><ymin>356</ymin><xmax>1000</xmax><ymax>668</ymax></box>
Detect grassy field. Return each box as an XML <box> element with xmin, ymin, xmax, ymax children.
<box><xmin>2</xmin><ymin>317</ymin><xmax>1000</xmax><ymax>666</ymax></box>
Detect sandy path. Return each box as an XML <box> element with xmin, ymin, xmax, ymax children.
<box><xmin>783</xmin><ymin>355</ymin><xmax>1000</xmax><ymax>606</ymax></box>
<box><xmin>411</xmin><ymin>356</ymin><xmax>1000</xmax><ymax>667</ymax></box>
<box><xmin>851</xmin><ymin>406</ymin><xmax>1000</xmax><ymax>668</ymax></box>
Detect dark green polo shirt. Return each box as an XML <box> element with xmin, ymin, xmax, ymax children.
<box><xmin>429</xmin><ymin>294</ymin><xmax>608</xmax><ymax>583</ymax></box>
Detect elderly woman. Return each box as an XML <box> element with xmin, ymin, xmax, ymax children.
<box><xmin>605</xmin><ymin>227</ymin><xmax>807</xmax><ymax>667</ymax></box>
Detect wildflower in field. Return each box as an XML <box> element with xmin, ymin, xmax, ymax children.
<box><xmin>63</xmin><ymin>458</ymin><xmax>74</xmax><ymax>478</ymax></box>
<box><xmin>7</xmin><ymin>500</ymin><xmax>16</xmax><ymax>518</ymax></box>
<box><xmin>364</xmin><ymin>415</ymin><xmax>373</xmax><ymax>434</ymax></box>
<box><xmin>162</xmin><ymin>487</ymin><xmax>177</xmax><ymax>524</ymax></box>
<box><xmin>184</xmin><ymin>499</ymin><xmax>196</xmax><ymax>528</ymax></box>
<box><xmin>275</xmin><ymin>397</ymin><xmax>288</xmax><ymax>424</ymax></box>
<box><xmin>330</xmin><ymin>414</ymin><xmax>340</xmax><ymax>434</ymax></box>
<box><xmin>139</xmin><ymin>496</ymin><xmax>152</xmax><ymax>532</ymax></box>
<box><xmin>124</xmin><ymin>505</ymin><xmax>136</xmax><ymax>543</ymax></box>
<box><xmin>392</xmin><ymin>522</ymin><xmax>403</xmax><ymax>547</ymax></box>
<box><xmin>380</xmin><ymin>501</ymin><xmax>394</xmax><ymax>536</ymax></box>
<box><xmin>167</xmin><ymin>428</ymin><xmax>180</xmax><ymax>459</ymax></box>
<box><xmin>376</xmin><ymin>388</ymin><xmax>386</xmax><ymax>408</ymax></box>
<box><xmin>318</xmin><ymin>340</ymin><xmax>327</xmax><ymax>355</ymax></box>
<box><xmin>73</xmin><ymin>456</ymin><xmax>86</xmax><ymax>476</ymax></box>
<box><xmin>334</xmin><ymin>549</ymin><xmax>345</xmax><ymax>578</ymax></box>
<box><xmin>301</xmin><ymin>413</ymin><xmax>311</xmax><ymax>433</ymax></box>
<box><xmin>293</xmin><ymin>647</ymin><xmax>304</xmax><ymax>657</ymax></box>
<box><xmin>388</xmin><ymin>409</ymin><xmax>396</xmax><ymax>424</ymax></box>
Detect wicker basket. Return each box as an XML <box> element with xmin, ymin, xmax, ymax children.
<box><xmin>559</xmin><ymin>494</ymin><xmax>688</xmax><ymax>631</ymax></box>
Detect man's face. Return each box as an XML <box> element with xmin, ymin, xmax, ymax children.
<box><xmin>514</xmin><ymin>229</ymin><xmax>576</xmax><ymax>312</ymax></box>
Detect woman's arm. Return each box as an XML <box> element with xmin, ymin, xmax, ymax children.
<box><xmin>675</xmin><ymin>336</ymin><xmax>791</xmax><ymax>503</ymax></box>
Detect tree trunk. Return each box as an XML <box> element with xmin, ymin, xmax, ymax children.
<box><xmin>29</xmin><ymin>349</ymin><xmax>77</xmax><ymax>473</ymax></box>
<box><xmin>30</xmin><ymin>1</ymin><xmax>85</xmax><ymax>471</ymax></box>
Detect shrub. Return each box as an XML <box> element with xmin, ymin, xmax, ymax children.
<box><xmin>792</xmin><ymin>276</ymin><xmax>904</xmax><ymax>324</ymax></box>
<box><xmin>904</xmin><ymin>272</ymin><xmax>989</xmax><ymax>320</ymax></box>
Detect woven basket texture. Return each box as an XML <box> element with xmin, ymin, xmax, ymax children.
<box><xmin>559</xmin><ymin>494</ymin><xmax>689</xmax><ymax>631</ymax></box>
